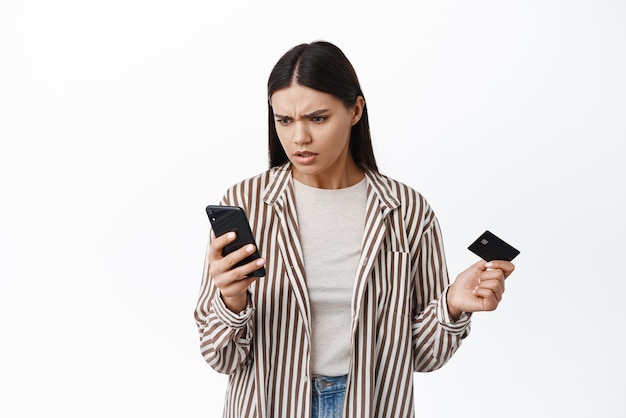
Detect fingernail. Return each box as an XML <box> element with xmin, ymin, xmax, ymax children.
<box><xmin>472</xmin><ymin>286</ymin><xmax>478</xmax><ymax>294</ymax></box>
<box><xmin>256</xmin><ymin>258</ymin><xmax>265</xmax><ymax>266</ymax></box>
<box><xmin>246</xmin><ymin>244</ymin><xmax>255</xmax><ymax>253</ymax></box>
<box><xmin>227</xmin><ymin>232</ymin><xmax>236</xmax><ymax>239</ymax></box>
<box><xmin>485</xmin><ymin>262</ymin><xmax>493</xmax><ymax>268</ymax></box>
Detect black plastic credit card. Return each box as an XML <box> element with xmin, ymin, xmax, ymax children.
<box><xmin>468</xmin><ymin>230</ymin><xmax>520</xmax><ymax>262</ymax></box>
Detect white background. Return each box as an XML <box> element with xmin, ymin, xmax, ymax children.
<box><xmin>1</xmin><ymin>1</ymin><xmax>625</xmax><ymax>417</ymax></box>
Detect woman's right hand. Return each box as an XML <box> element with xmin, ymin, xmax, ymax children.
<box><xmin>208</xmin><ymin>231</ymin><xmax>266</xmax><ymax>313</ymax></box>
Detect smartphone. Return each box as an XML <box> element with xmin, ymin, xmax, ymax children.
<box><xmin>468</xmin><ymin>230</ymin><xmax>520</xmax><ymax>262</ymax></box>
<box><xmin>205</xmin><ymin>205</ymin><xmax>266</xmax><ymax>277</ymax></box>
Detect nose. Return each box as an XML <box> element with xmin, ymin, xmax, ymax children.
<box><xmin>292</xmin><ymin>121</ymin><xmax>311</xmax><ymax>146</ymax></box>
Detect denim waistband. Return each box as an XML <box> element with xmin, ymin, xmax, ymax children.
<box><xmin>312</xmin><ymin>374</ymin><xmax>348</xmax><ymax>395</ymax></box>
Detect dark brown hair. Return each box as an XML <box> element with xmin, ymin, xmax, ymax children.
<box><xmin>267</xmin><ymin>41</ymin><xmax>378</xmax><ymax>172</ymax></box>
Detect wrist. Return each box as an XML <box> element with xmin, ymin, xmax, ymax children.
<box><xmin>446</xmin><ymin>290</ymin><xmax>463</xmax><ymax>322</ymax></box>
<box><xmin>222</xmin><ymin>293</ymin><xmax>248</xmax><ymax>314</ymax></box>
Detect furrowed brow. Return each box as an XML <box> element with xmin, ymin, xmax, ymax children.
<box><xmin>273</xmin><ymin>109</ymin><xmax>330</xmax><ymax>119</ymax></box>
<box><xmin>302</xmin><ymin>109</ymin><xmax>330</xmax><ymax>118</ymax></box>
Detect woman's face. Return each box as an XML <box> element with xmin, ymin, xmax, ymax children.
<box><xmin>270</xmin><ymin>84</ymin><xmax>364</xmax><ymax>189</ymax></box>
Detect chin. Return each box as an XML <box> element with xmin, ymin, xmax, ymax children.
<box><xmin>291</xmin><ymin>164</ymin><xmax>325</xmax><ymax>178</ymax></box>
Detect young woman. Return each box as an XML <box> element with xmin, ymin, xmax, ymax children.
<box><xmin>195</xmin><ymin>41</ymin><xmax>515</xmax><ymax>418</ymax></box>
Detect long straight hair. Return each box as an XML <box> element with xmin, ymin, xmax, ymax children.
<box><xmin>267</xmin><ymin>41</ymin><xmax>378</xmax><ymax>172</ymax></box>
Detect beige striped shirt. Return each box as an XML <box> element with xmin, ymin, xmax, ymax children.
<box><xmin>195</xmin><ymin>163</ymin><xmax>471</xmax><ymax>418</ymax></box>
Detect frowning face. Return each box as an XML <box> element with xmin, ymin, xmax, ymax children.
<box><xmin>270</xmin><ymin>84</ymin><xmax>364</xmax><ymax>189</ymax></box>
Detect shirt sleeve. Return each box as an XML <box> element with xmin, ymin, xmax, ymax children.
<box><xmin>411</xmin><ymin>211</ymin><xmax>471</xmax><ymax>372</ymax></box>
<box><xmin>436</xmin><ymin>287</ymin><xmax>472</xmax><ymax>336</ymax></box>
<box><xmin>193</xmin><ymin>235</ymin><xmax>255</xmax><ymax>375</ymax></box>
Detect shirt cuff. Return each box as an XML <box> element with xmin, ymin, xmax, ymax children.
<box><xmin>211</xmin><ymin>291</ymin><xmax>254</xmax><ymax>329</ymax></box>
<box><xmin>437</xmin><ymin>287</ymin><xmax>472</xmax><ymax>337</ymax></box>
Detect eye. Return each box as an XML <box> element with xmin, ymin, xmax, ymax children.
<box><xmin>276</xmin><ymin>117</ymin><xmax>291</xmax><ymax>126</ymax></box>
<box><xmin>311</xmin><ymin>116</ymin><xmax>326</xmax><ymax>123</ymax></box>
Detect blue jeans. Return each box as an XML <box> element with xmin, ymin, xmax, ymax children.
<box><xmin>311</xmin><ymin>375</ymin><xmax>347</xmax><ymax>418</ymax></box>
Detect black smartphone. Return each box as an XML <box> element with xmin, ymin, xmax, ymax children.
<box><xmin>205</xmin><ymin>205</ymin><xmax>266</xmax><ymax>277</ymax></box>
<box><xmin>468</xmin><ymin>230</ymin><xmax>520</xmax><ymax>262</ymax></box>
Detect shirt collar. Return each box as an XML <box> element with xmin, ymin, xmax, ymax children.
<box><xmin>262</xmin><ymin>162</ymin><xmax>401</xmax><ymax>215</ymax></box>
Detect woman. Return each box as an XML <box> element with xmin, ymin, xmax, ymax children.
<box><xmin>195</xmin><ymin>41</ymin><xmax>514</xmax><ymax>418</ymax></box>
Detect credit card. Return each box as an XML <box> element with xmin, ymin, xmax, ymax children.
<box><xmin>468</xmin><ymin>230</ymin><xmax>520</xmax><ymax>262</ymax></box>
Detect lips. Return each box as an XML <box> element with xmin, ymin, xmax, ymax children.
<box><xmin>293</xmin><ymin>150</ymin><xmax>317</xmax><ymax>165</ymax></box>
<box><xmin>295</xmin><ymin>151</ymin><xmax>316</xmax><ymax>157</ymax></box>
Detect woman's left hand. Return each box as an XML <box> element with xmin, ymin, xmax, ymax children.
<box><xmin>446</xmin><ymin>260</ymin><xmax>515</xmax><ymax>320</ymax></box>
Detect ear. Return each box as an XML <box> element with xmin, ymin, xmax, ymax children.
<box><xmin>351</xmin><ymin>96</ymin><xmax>365</xmax><ymax>126</ymax></box>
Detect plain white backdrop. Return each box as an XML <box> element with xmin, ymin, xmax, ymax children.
<box><xmin>1</xmin><ymin>1</ymin><xmax>625</xmax><ymax>417</ymax></box>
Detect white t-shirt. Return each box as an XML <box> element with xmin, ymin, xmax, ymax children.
<box><xmin>293</xmin><ymin>177</ymin><xmax>367</xmax><ymax>377</ymax></box>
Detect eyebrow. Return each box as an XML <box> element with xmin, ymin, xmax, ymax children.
<box><xmin>274</xmin><ymin>109</ymin><xmax>330</xmax><ymax>119</ymax></box>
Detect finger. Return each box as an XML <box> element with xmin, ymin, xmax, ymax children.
<box><xmin>480</xmin><ymin>268</ymin><xmax>506</xmax><ymax>285</ymax></box>
<box><xmin>455</xmin><ymin>260</ymin><xmax>489</xmax><ymax>293</ymax></box>
<box><xmin>476</xmin><ymin>277</ymin><xmax>504</xmax><ymax>301</ymax></box>
<box><xmin>463</xmin><ymin>259</ymin><xmax>490</xmax><ymax>280</ymax></box>
<box><xmin>211</xmin><ymin>244</ymin><xmax>264</xmax><ymax>286</ymax></box>
<box><xmin>221</xmin><ymin>243</ymin><xmax>261</xmax><ymax>269</ymax></box>
<box><xmin>230</xmin><ymin>255</ymin><xmax>266</xmax><ymax>279</ymax></box>
<box><xmin>219</xmin><ymin>276</ymin><xmax>259</xmax><ymax>299</ymax></box>
<box><xmin>471</xmin><ymin>287</ymin><xmax>501</xmax><ymax>311</ymax></box>
<box><xmin>216</xmin><ymin>258</ymin><xmax>264</xmax><ymax>298</ymax></box>
<box><xmin>472</xmin><ymin>259</ymin><xmax>490</xmax><ymax>272</ymax></box>
<box><xmin>215</xmin><ymin>244</ymin><xmax>265</xmax><ymax>282</ymax></box>
<box><xmin>485</xmin><ymin>260</ymin><xmax>515</xmax><ymax>278</ymax></box>
<box><xmin>209</xmin><ymin>231</ymin><xmax>237</xmax><ymax>260</ymax></box>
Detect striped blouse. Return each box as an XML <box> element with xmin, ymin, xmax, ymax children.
<box><xmin>194</xmin><ymin>163</ymin><xmax>471</xmax><ymax>418</ymax></box>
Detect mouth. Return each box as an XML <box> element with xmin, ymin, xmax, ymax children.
<box><xmin>294</xmin><ymin>150</ymin><xmax>317</xmax><ymax>157</ymax></box>
<box><xmin>293</xmin><ymin>150</ymin><xmax>318</xmax><ymax>165</ymax></box>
